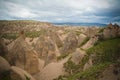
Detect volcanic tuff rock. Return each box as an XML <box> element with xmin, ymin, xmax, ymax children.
<box><xmin>82</xmin><ymin>35</ymin><xmax>98</xmax><ymax>50</ymax></box>
<box><xmin>60</xmin><ymin>32</ymin><xmax>78</xmax><ymax>54</ymax></box>
<box><xmin>11</xmin><ymin>66</ymin><xmax>36</xmax><ymax>80</ymax></box>
<box><xmin>78</xmin><ymin>34</ymin><xmax>87</xmax><ymax>46</ymax></box>
<box><xmin>34</xmin><ymin>62</ymin><xmax>66</xmax><ymax>80</ymax></box>
<box><xmin>0</xmin><ymin>56</ymin><xmax>11</xmax><ymax>78</ymax></box>
<box><xmin>0</xmin><ymin>39</ymin><xmax>8</xmax><ymax>58</ymax></box>
<box><xmin>103</xmin><ymin>23</ymin><xmax>120</xmax><ymax>39</ymax></box>
<box><xmin>47</xmin><ymin>30</ymin><xmax>63</xmax><ymax>48</ymax></box>
<box><xmin>71</xmin><ymin>48</ymin><xmax>86</xmax><ymax>65</ymax></box>
<box><xmin>7</xmin><ymin>37</ymin><xmax>40</xmax><ymax>75</ymax></box>
<box><xmin>35</xmin><ymin>34</ymin><xmax>57</xmax><ymax>66</ymax></box>
<box><xmin>84</xmin><ymin>27</ymin><xmax>99</xmax><ymax>37</ymax></box>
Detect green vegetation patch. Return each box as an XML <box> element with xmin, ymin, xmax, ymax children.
<box><xmin>57</xmin><ymin>53</ymin><xmax>69</xmax><ymax>61</ymax></box>
<box><xmin>67</xmin><ymin>62</ymin><xmax>111</xmax><ymax>80</ymax></box>
<box><xmin>87</xmin><ymin>38</ymin><xmax>120</xmax><ymax>64</ymax></box>
<box><xmin>0</xmin><ymin>33</ymin><xmax>19</xmax><ymax>39</ymax></box>
<box><xmin>79</xmin><ymin>37</ymin><xmax>90</xmax><ymax>47</ymax></box>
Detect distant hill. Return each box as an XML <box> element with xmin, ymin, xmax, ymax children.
<box><xmin>53</xmin><ymin>22</ymin><xmax>107</xmax><ymax>27</ymax></box>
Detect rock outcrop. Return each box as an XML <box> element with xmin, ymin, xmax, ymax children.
<box><xmin>78</xmin><ymin>34</ymin><xmax>87</xmax><ymax>46</ymax></box>
<box><xmin>71</xmin><ymin>48</ymin><xmax>86</xmax><ymax>64</ymax></box>
<box><xmin>60</xmin><ymin>32</ymin><xmax>78</xmax><ymax>54</ymax></box>
<box><xmin>11</xmin><ymin>66</ymin><xmax>36</xmax><ymax>80</ymax></box>
<box><xmin>82</xmin><ymin>35</ymin><xmax>98</xmax><ymax>50</ymax></box>
<box><xmin>0</xmin><ymin>39</ymin><xmax>8</xmax><ymax>58</ymax></box>
<box><xmin>47</xmin><ymin>30</ymin><xmax>63</xmax><ymax>48</ymax></box>
<box><xmin>7</xmin><ymin>37</ymin><xmax>39</xmax><ymax>75</ymax></box>
<box><xmin>0</xmin><ymin>56</ymin><xmax>11</xmax><ymax>79</ymax></box>
<box><xmin>34</xmin><ymin>62</ymin><xmax>66</xmax><ymax>80</ymax></box>
<box><xmin>35</xmin><ymin>34</ymin><xmax>57</xmax><ymax>66</ymax></box>
<box><xmin>103</xmin><ymin>23</ymin><xmax>120</xmax><ymax>39</ymax></box>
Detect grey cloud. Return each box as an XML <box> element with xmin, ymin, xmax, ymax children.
<box><xmin>0</xmin><ymin>0</ymin><xmax>120</xmax><ymax>24</ymax></box>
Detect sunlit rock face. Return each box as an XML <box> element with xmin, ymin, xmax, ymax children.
<box><xmin>7</xmin><ymin>37</ymin><xmax>40</xmax><ymax>75</ymax></box>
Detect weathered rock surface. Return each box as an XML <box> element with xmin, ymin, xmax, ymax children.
<box><xmin>103</xmin><ymin>23</ymin><xmax>120</xmax><ymax>39</ymax></box>
<box><xmin>11</xmin><ymin>66</ymin><xmax>36</xmax><ymax>80</ymax></box>
<box><xmin>78</xmin><ymin>34</ymin><xmax>87</xmax><ymax>46</ymax></box>
<box><xmin>60</xmin><ymin>32</ymin><xmax>78</xmax><ymax>54</ymax></box>
<box><xmin>47</xmin><ymin>30</ymin><xmax>63</xmax><ymax>48</ymax></box>
<box><xmin>34</xmin><ymin>62</ymin><xmax>66</xmax><ymax>80</ymax></box>
<box><xmin>0</xmin><ymin>39</ymin><xmax>8</xmax><ymax>58</ymax></box>
<box><xmin>84</xmin><ymin>27</ymin><xmax>99</xmax><ymax>37</ymax></box>
<box><xmin>71</xmin><ymin>48</ymin><xmax>86</xmax><ymax>64</ymax></box>
<box><xmin>7</xmin><ymin>37</ymin><xmax>39</xmax><ymax>75</ymax></box>
<box><xmin>0</xmin><ymin>56</ymin><xmax>11</xmax><ymax>77</ymax></box>
<box><xmin>99</xmin><ymin>64</ymin><xmax>120</xmax><ymax>80</ymax></box>
<box><xmin>82</xmin><ymin>35</ymin><xmax>98</xmax><ymax>50</ymax></box>
<box><xmin>35</xmin><ymin>34</ymin><xmax>58</xmax><ymax>66</ymax></box>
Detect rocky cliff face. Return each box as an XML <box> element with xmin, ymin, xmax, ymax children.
<box><xmin>60</xmin><ymin>32</ymin><xmax>78</xmax><ymax>54</ymax></box>
<box><xmin>7</xmin><ymin>37</ymin><xmax>40</xmax><ymax>75</ymax></box>
<box><xmin>103</xmin><ymin>23</ymin><xmax>120</xmax><ymax>39</ymax></box>
<box><xmin>0</xmin><ymin>21</ymin><xmax>120</xmax><ymax>80</ymax></box>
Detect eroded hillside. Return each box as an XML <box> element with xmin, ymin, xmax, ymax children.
<box><xmin>0</xmin><ymin>21</ymin><xmax>120</xmax><ymax>80</ymax></box>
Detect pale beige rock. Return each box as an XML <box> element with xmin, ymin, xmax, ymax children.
<box><xmin>11</xmin><ymin>66</ymin><xmax>36</xmax><ymax>80</ymax></box>
<box><xmin>78</xmin><ymin>34</ymin><xmax>87</xmax><ymax>46</ymax></box>
<box><xmin>60</xmin><ymin>32</ymin><xmax>78</xmax><ymax>54</ymax></box>
<box><xmin>71</xmin><ymin>48</ymin><xmax>86</xmax><ymax>64</ymax></box>
<box><xmin>82</xmin><ymin>36</ymin><xmax>98</xmax><ymax>50</ymax></box>
<box><xmin>7</xmin><ymin>37</ymin><xmax>40</xmax><ymax>75</ymax></box>
<box><xmin>34</xmin><ymin>62</ymin><xmax>66</xmax><ymax>80</ymax></box>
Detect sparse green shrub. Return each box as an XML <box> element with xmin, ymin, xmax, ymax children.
<box><xmin>1</xmin><ymin>33</ymin><xmax>18</xmax><ymax>39</ymax></box>
<box><xmin>79</xmin><ymin>37</ymin><xmax>90</xmax><ymax>47</ymax></box>
<box><xmin>87</xmin><ymin>38</ymin><xmax>120</xmax><ymax>64</ymax></box>
<box><xmin>57</xmin><ymin>53</ymin><xmax>68</xmax><ymax>61</ymax></box>
<box><xmin>75</xmin><ymin>31</ymin><xmax>81</xmax><ymax>36</ymax></box>
<box><xmin>64</xmin><ymin>58</ymin><xmax>81</xmax><ymax>75</ymax></box>
<box><xmin>98</xmin><ymin>28</ymin><xmax>104</xmax><ymax>33</ymax></box>
<box><xmin>67</xmin><ymin>62</ymin><xmax>111</xmax><ymax>80</ymax></box>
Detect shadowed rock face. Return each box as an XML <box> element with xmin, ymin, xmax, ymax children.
<box><xmin>0</xmin><ymin>56</ymin><xmax>11</xmax><ymax>79</ymax></box>
<box><xmin>99</xmin><ymin>64</ymin><xmax>120</xmax><ymax>80</ymax></box>
<box><xmin>0</xmin><ymin>39</ymin><xmax>8</xmax><ymax>58</ymax></box>
<box><xmin>60</xmin><ymin>32</ymin><xmax>78</xmax><ymax>54</ymax></box>
<box><xmin>103</xmin><ymin>23</ymin><xmax>120</xmax><ymax>39</ymax></box>
<box><xmin>11</xmin><ymin>66</ymin><xmax>36</xmax><ymax>80</ymax></box>
<box><xmin>7</xmin><ymin>37</ymin><xmax>39</xmax><ymax>75</ymax></box>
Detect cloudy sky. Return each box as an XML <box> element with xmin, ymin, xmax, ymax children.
<box><xmin>0</xmin><ymin>0</ymin><xmax>120</xmax><ymax>24</ymax></box>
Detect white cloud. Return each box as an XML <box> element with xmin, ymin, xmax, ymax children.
<box><xmin>0</xmin><ymin>0</ymin><xmax>120</xmax><ymax>23</ymax></box>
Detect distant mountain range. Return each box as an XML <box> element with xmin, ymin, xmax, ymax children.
<box><xmin>53</xmin><ymin>22</ymin><xmax>107</xmax><ymax>27</ymax></box>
